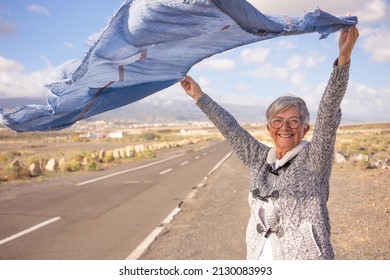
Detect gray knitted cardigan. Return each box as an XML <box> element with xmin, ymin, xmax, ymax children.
<box><xmin>196</xmin><ymin>61</ymin><xmax>350</xmax><ymax>260</ymax></box>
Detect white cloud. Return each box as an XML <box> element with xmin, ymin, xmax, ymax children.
<box><xmin>290</xmin><ymin>72</ymin><xmax>306</xmax><ymax>87</ymax></box>
<box><xmin>236</xmin><ymin>82</ymin><xmax>252</xmax><ymax>93</ymax></box>
<box><xmin>63</xmin><ymin>42</ymin><xmax>74</xmax><ymax>49</ymax></box>
<box><xmin>360</xmin><ymin>26</ymin><xmax>390</xmax><ymax>62</ymax></box>
<box><xmin>342</xmin><ymin>82</ymin><xmax>390</xmax><ymax>119</ymax></box>
<box><xmin>247</xmin><ymin>0</ymin><xmax>389</xmax><ymax>24</ymax></box>
<box><xmin>194</xmin><ymin>57</ymin><xmax>235</xmax><ymax>71</ymax></box>
<box><xmin>199</xmin><ymin>76</ymin><xmax>211</xmax><ymax>88</ymax></box>
<box><xmin>241</xmin><ymin>47</ymin><xmax>271</xmax><ymax>63</ymax></box>
<box><xmin>253</xmin><ymin>64</ymin><xmax>289</xmax><ymax>80</ymax></box>
<box><xmin>28</xmin><ymin>4</ymin><xmax>51</xmax><ymax>16</ymax></box>
<box><xmin>247</xmin><ymin>51</ymin><xmax>326</xmax><ymax>88</ymax></box>
<box><xmin>287</xmin><ymin>55</ymin><xmax>303</xmax><ymax>70</ymax></box>
<box><xmin>276</xmin><ymin>40</ymin><xmax>296</xmax><ymax>50</ymax></box>
<box><xmin>0</xmin><ymin>56</ymin><xmax>23</xmax><ymax>72</ymax></box>
<box><xmin>299</xmin><ymin>79</ymin><xmax>390</xmax><ymax>121</ymax></box>
<box><xmin>354</xmin><ymin>0</ymin><xmax>388</xmax><ymax>23</ymax></box>
<box><xmin>287</xmin><ymin>54</ymin><xmax>326</xmax><ymax>69</ymax></box>
<box><xmin>305</xmin><ymin>54</ymin><xmax>326</xmax><ymax>68</ymax></box>
<box><xmin>0</xmin><ymin>56</ymin><xmax>50</xmax><ymax>98</ymax></box>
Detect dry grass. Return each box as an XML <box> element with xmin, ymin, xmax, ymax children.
<box><xmin>336</xmin><ymin>124</ymin><xmax>390</xmax><ymax>157</ymax></box>
<box><xmin>0</xmin><ymin>125</ymin><xmax>219</xmax><ymax>182</ymax></box>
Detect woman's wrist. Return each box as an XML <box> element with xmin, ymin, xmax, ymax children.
<box><xmin>337</xmin><ymin>55</ymin><xmax>350</xmax><ymax>66</ymax></box>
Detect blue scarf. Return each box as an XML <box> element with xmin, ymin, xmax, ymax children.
<box><xmin>0</xmin><ymin>0</ymin><xmax>357</xmax><ymax>132</ymax></box>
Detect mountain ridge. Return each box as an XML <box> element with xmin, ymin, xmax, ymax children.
<box><xmin>0</xmin><ymin>96</ymin><xmax>384</xmax><ymax>125</ymax></box>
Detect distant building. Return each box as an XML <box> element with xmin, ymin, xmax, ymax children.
<box><xmin>78</xmin><ymin>132</ymin><xmax>104</xmax><ymax>139</ymax></box>
<box><xmin>108</xmin><ymin>131</ymin><xmax>124</xmax><ymax>139</ymax></box>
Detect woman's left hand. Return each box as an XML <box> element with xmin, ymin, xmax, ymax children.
<box><xmin>338</xmin><ymin>24</ymin><xmax>359</xmax><ymax>66</ymax></box>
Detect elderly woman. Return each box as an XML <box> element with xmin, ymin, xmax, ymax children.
<box><xmin>180</xmin><ymin>25</ymin><xmax>359</xmax><ymax>260</ymax></box>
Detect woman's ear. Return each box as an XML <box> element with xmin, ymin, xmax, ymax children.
<box><xmin>266</xmin><ymin>123</ymin><xmax>271</xmax><ymax>133</ymax></box>
<box><xmin>303</xmin><ymin>124</ymin><xmax>310</xmax><ymax>137</ymax></box>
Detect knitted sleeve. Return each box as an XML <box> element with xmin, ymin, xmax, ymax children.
<box><xmin>310</xmin><ymin>60</ymin><xmax>350</xmax><ymax>169</ymax></box>
<box><xmin>196</xmin><ymin>94</ymin><xmax>269</xmax><ymax>169</ymax></box>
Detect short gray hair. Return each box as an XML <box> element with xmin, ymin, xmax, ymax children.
<box><xmin>266</xmin><ymin>95</ymin><xmax>310</xmax><ymax>126</ymax></box>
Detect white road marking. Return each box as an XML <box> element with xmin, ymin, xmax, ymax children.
<box><xmin>209</xmin><ymin>152</ymin><xmax>232</xmax><ymax>175</ymax></box>
<box><xmin>123</xmin><ymin>180</ymin><xmax>140</xmax><ymax>184</ymax></box>
<box><xmin>159</xmin><ymin>168</ymin><xmax>172</xmax><ymax>175</ymax></box>
<box><xmin>125</xmin><ymin>227</ymin><xmax>164</xmax><ymax>260</ymax></box>
<box><xmin>77</xmin><ymin>153</ymin><xmax>185</xmax><ymax>186</ymax></box>
<box><xmin>180</xmin><ymin>161</ymin><xmax>189</xmax><ymax>166</ymax></box>
<box><xmin>185</xmin><ymin>189</ymin><xmax>198</xmax><ymax>200</ymax></box>
<box><xmin>0</xmin><ymin>217</ymin><xmax>61</xmax><ymax>246</ymax></box>
<box><xmin>194</xmin><ymin>156</ymin><xmax>200</xmax><ymax>160</ymax></box>
<box><xmin>161</xmin><ymin>207</ymin><xmax>182</xmax><ymax>224</ymax></box>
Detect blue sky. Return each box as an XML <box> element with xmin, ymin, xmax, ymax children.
<box><xmin>0</xmin><ymin>0</ymin><xmax>389</xmax><ymax>122</ymax></box>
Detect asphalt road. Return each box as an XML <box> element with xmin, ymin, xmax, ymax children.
<box><xmin>0</xmin><ymin>140</ymin><xmax>231</xmax><ymax>260</ymax></box>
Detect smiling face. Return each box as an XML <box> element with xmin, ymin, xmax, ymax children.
<box><xmin>267</xmin><ymin>105</ymin><xmax>310</xmax><ymax>159</ymax></box>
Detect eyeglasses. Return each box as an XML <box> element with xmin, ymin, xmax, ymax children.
<box><xmin>269</xmin><ymin>117</ymin><xmax>302</xmax><ymax>129</ymax></box>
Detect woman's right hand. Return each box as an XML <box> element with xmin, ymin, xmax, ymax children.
<box><xmin>180</xmin><ymin>75</ymin><xmax>204</xmax><ymax>101</ymax></box>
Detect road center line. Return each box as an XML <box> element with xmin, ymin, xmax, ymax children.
<box><xmin>159</xmin><ymin>168</ymin><xmax>172</xmax><ymax>175</ymax></box>
<box><xmin>180</xmin><ymin>161</ymin><xmax>189</xmax><ymax>166</ymax></box>
<box><xmin>0</xmin><ymin>217</ymin><xmax>61</xmax><ymax>246</ymax></box>
<box><xmin>77</xmin><ymin>153</ymin><xmax>185</xmax><ymax>186</ymax></box>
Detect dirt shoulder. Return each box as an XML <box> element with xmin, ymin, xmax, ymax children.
<box><xmin>329</xmin><ymin>163</ymin><xmax>390</xmax><ymax>259</ymax></box>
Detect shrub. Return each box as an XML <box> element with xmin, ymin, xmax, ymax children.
<box><xmin>60</xmin><ymin>160</ymin><xmax>82</xmax><ymax>172</ymax></box>
<box><xmin>0</xmin><ymin>154</ymin><xmax>8</xmax><ymax>164</ymax></box>
<box><xmin>1</xmin><ymin>166</ymin><xmax>30</xmax><ymax>181</ymax></box>
<box><xmin>87</xmin><ymin>161</ymin><xmax>97</xmax><ymax>171</ymax></box>
<box><xmin>103</xmin><ymin>153</ymin><xmax>114</xmax><ymax>163</ymax></box>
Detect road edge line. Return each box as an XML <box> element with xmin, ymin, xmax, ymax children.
<box><xmin>125</xmin><ymin>227</ymin><xmax>164</xmax><ymax>260</ymax></box>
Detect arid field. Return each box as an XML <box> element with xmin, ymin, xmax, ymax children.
<box><xmin>1</xmin><ymin>122</ymin><xmax>389</xmax><ymax>183</ymax></box>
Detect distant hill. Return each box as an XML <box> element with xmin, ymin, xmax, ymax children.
<box><xmin>0</xmin><ymin>96</ymin><xmax>267</xmax><ymax>124</ymax></box>
<box><xmin>0</xmin><ymin>96</ymin><xmax>385</xmax><ymax>125</ymax></box>
<box><xmin>94</xmin><ymin>97</ymin><xmax>268</xmax><ymax>124</ymax></box>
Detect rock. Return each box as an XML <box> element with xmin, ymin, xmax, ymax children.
<box><xmin>334</xmin><ymin>153</ymin><xmax>346</xmax><ymax>163</ymax></box>
<box><xmin>91</xmin><ymin>151</ymin><xmax>98</xmax><ymax>160</ymax></box>
<box><xmin>384</xmin><ymin>159</ymin><xmax>390</xmax><ymax>169</ymax></box>
<box><xmin>45</xmin><ymin>158</ymin><xmax>57</xmax><ymax>171</ymax></box>
<box><xmin>353</xmin><ymin>154</ymin><xmax>369</xmax><ymax>162</ymax></box>
<box><xmin>134</xmin><ymin>144</ymin><xmax>144</xmax><ymax>153</ymax></box>
<box><xmin>119</xmin><ymin>148</ymin><xmax>126</xmax><ymax>158</ymax></box>
<box><xmin>125</xmin><ymin>146</ymin><xmax>133</xmax><ymax>157</ymax></box>
<box><xmin>113</xmin><ymin>149</ymin><xmax>121</xmax><ymax>160</ymax></box>
<box><xmin>82</xmin><ymin>157</ymin><xmax>89</xmax><ymax>166</ymax></box>
<box><xmin>58</xmin><ymin>157</ymin><xmax>66</xmax><ymax>168</ymax></box>
<box><xmin>98</xmin><ymin>150</ymin><xmax>106</xmax><ymax>162</ymax></box>
<box><xmin>29</xmin><ymin>162</ymin><xmax>42</xmax><ymax>177</ymax></box>
<box><xmin>9</xmin><ymin>160</ymin><xmax>20</xmax><ymax>169</ymax></box>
